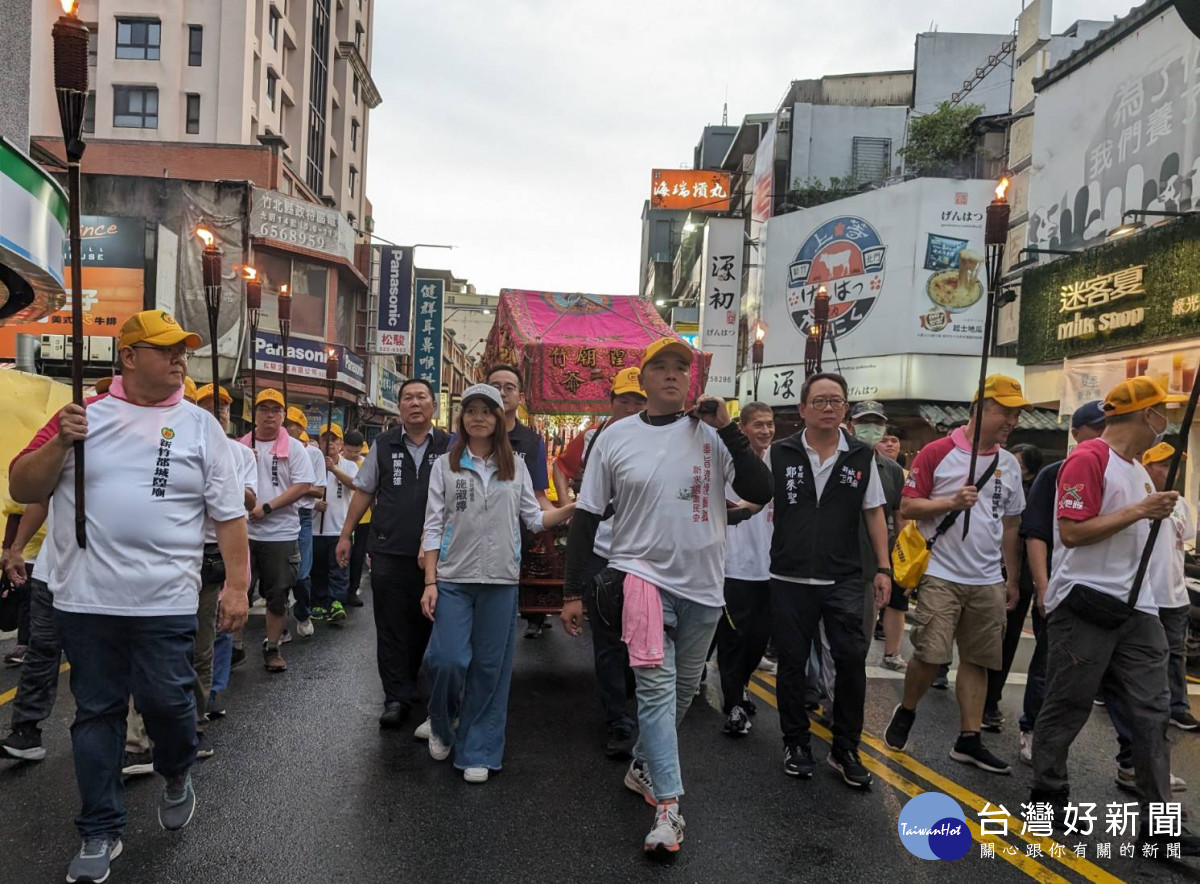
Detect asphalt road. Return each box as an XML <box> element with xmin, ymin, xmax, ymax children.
<box><xmin>4</xmin><ymin>583</ymin><xmax>1200</xmax><ymax>884</ymax></box>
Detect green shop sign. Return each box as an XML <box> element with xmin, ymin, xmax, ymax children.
<box><xmin>1017</xmin><ymin>214</ymin><xmax>1200</xmax><ymax>365</ymax></box>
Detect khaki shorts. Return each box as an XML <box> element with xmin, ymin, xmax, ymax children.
<box><xmin>908</xmin><ymin>575</ymin><xmax>1006</xmax><ymax>669</ymax></box>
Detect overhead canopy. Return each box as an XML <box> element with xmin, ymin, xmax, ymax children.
<box><xmin>484</xmin><ymin>289</ymin><xmax>710</xmax><ymax>414</ymax></box>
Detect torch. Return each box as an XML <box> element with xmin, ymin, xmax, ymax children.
<box><xmin>804</xmin><ymin>285</ymin><xmax>830</xmax><ymax>378</ymax></box>
<box><xmin>278</xmin><ymin>283</ymin><xmax>292</xmax><ymax>406</ymax></box>
<box><xmin>751</xmin><ymin>320</ymin><xmax>767</xmax><ymax>401</ymax></box>
<box><xmin>197</xmin><ymin>227</ymin><xmax>223</xmax><ymax>422</ymax></box>
<box><xmin>319</xmin><ymin>348</ymin><xmax>338</xmax><ymax>534</ymax></box>
<box><xmin>243</xmin><ymin>266</ymin><xmax>262</xmax><ymax>412</ymax></box>
<box><xmin>963</xmin><ymin>176</ymin><xmax>1011</xmax><ymax>538</ymax></box>
<box><xmin>53</xmin><ymin>0</ymin><xmax>90</xmax><ymax>549</ymax></box>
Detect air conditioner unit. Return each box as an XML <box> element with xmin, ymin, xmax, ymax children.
<box><xmin>41</xmin><ymin>334</ymin><xmax>65</xmax><ymax>361</ymax></box>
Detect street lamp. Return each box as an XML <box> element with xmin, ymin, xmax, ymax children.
<box><xmin>242</xmin><ymin>266</ymin><xmax>262</xmax><ymax>407</ymax></box>
<box><xmin>278</xmin><ymin>282</ymin><xmax>292</xmax><ymax>406</ymax></box>
<box><xmin>197</xmin><ymin>227</ymin><xmax>223</xmax><ymax>421</ymax></box>
<box><xmin>750</xmin><ymin>320</ymin><xmax>767</xmax><ymax>401</ymax></box>
<box><xmin>1109</xmin><ymin>208</ymin><xmax>1193</xmax><ymax>239</ymax></box>
<box><xmin>52</xmin><ymin>0</ymin><xmax>90</xmax><ymax>549</ymax></box>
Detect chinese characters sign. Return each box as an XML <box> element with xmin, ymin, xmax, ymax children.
<box><xmin>698</xmin><ymin>218</ymin><xmax>744</xmax><ymax>397</ymax></box>
<box><xmin>250</xmin><ymin>188</ymin><xmax>355</xmax><ymax>263</ymax></box>
<box><xmin>414</xmin><ymin>278</ymin><xmax>444</xmax><ymax>392</ymax></box>
<box><xmin>251</xmin><ymin>330</ymin><xmax>366</xmax><ymax>392</ymax></box>
<box><xmin>375</xmin><ymin>246</ymin><xmax>412</xmax><ymax>354</ymax></box>
<box><xmin>1056</xmin><ymin>264</ymin><xmax>1147</xmax><ymax>343</ymax></box>
<box><xmin>650</xmin><ymin>169</ymin><xmax>732</xmax><ymax>213</ymax></box>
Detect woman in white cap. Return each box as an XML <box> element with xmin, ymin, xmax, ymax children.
<box><xmin>420</xmin><ymin>383</ymin><xmax>574</xmax><ymax>782</ymax></box>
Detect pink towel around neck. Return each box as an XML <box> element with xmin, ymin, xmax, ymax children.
<box><xmin>108</xmin><ymin>377</ymin><xmax>184</xmax><ymax>407</ymax></box>
<box><xmin>622</xmin><ymin>573</ymin><xmax>665</xmax><ymax>668</ymax></box>
<box><xmin>239</xmin><ymin>430</ymin><xmax>291</xmax><ymax>457</ymax></box>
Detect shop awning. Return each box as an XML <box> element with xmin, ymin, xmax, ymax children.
<box><xmin>918</xmin><ymin>404</ymin><xmax>1064</xmax><ymax>432</ymax></box>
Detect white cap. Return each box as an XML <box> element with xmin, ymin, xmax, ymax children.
<box><xmin>460</xmin><ymin>383</ymin><xmax>504</xmax><ymax>410</ymax></box>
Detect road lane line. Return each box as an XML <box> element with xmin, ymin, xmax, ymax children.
<box><xmin>0</xmin><ymin>662</ymin><xmax>69</xmax><ymax>706</ymax></box>
<box><xmin>751</xmin><ymin>674</ymin><xmax>1122</xmax><ymax>884</ymax></box>
<box><xmin>745</xmin><ymin>682</ymin><xmax>1070</xmax><ymax>883</ymax></box>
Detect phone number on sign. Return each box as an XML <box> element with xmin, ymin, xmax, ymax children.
<box><xmin>257</xmin><ymin>223</ymin><xmax>330</xmax><ymax>252</ymax></box>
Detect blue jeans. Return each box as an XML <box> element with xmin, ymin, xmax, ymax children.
<box><xmin>293</xmin><ymin>508</ymin><xmax>315</xmax><ymax>620</ymax></box>
<box><xmin>311</xmin><ymin>536</ymin><xmax>349</xmax><ymax>608</ymax></box>
<box><xmin>425</xmin><ymin>581</ymin><xmax>519</xmax><ymax>771</ymax></box>
<box><xmin>632</xmin><ymin>589</ymin><xmax>722</xmax><ymax>800</ymax></box>
<box><xmin>211</xmin><ymin>632</ymin><xmax>232</xmax><ymax>694</ymax></box>
<box><xmin>55</xmin><ymin>611</ymin><xmax>198</xmax><ymax>838</ymax></box>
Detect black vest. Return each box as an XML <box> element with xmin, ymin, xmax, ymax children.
<box><xmin>769</xmin><ymin>429</ymin><xmax>876</xmax><ymax>581</ymax></box>
<box><xmin>368</xmin><ymin>427</ymin><xmax>451</xmax><ymax>558</ymax></box>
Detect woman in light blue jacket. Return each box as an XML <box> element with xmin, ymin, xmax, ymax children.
<box><xmin>420</xmin><ymin>384</ymin><xmax>573</xmax><ymax>782</ymax></box>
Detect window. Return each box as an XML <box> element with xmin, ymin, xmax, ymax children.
<box><xmin>352</xmin><ymin>74</ymin><xmax>359</xmax><ymax>104</ymax></box>
<box><xmin>851</xmin><ymin>136</ymin><xmax>892</xmax><ymax>185</ymax></box>
<box><xmin>188</xmin><ymin>25</ymin><xmax>202</xmax><ymax>66</ymax></box>
<box><xmin>115</xmin><ymin>18</ymin><xmax>160</xmax><ymax>60</ymax></box>
<box><xmin>83</xmin><ymin>91</ymin><xmax>95</xmax><ymax>133</ymax></box>
<box><xmin>355</xmin><ymin>23</ymin><xmax>364</xmax><ymax>51</ymax></box>
<box><xmin>266</xmin><ymin>70</ymin><xmax>278</xmax><ymax>111</ymax></box>
<box><xmin>306</xmin><ymin>0</ymin><xmax>330</xmax><ymax>194</ymax></box>
<box><xmin>268</xmin><ymin>7</ymin><xmax>280</xmax><ymax>49</ymax></box>
<box><xmin>350</xmin><ymin>118</ymin><xmax>358</xmax><ymax>151</ymax></box>
<box><xmin>113</xmin><ymin>86</ymin><xmax>158</xmax><ymax>128</ymax></box>
<box><xmin>186</xmin><ymin>94</ymin><xmax>200</xmax><ymax>134</ymax></box>
<box><xmin>348</xmin><ymin>166</ymin><xmax>357</xmax><ymax>197</ymax></box>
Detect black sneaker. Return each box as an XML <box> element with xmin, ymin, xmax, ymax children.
<box><xmin>206</xmin><ymin>691</ymin><xmax>226</xmax><ymax>719</ymax></box>
<box><xmin>66</xmin><ymin>836</ymin><xmax>122</xmax><ymax>884</ymax></box>
<box><xmin>2</xmin><ymin>725</ymin><xmax>46</xmax><ymax>761</ymax></box>
<box><xmin>230</xmin><ymin>646</ymin><xmax>246</xmax><ymax>669</ymax></box>
<box><xmin>1171</xmin><ymin>711</ymin><xmax>1200</xmax><ymax>731</ymax></box>
<box><xmin>604</xmin><ymin>727</ymin><xmax>635</xmax><ymax>760</ymax></box>
<box><xmin>196</xmin><ymin>733</ymin><xmax>214</xmax><ymax>760</ymax></box>
<box><xmin>723</xmin><ymin>706</ymin><xmax>752</xmax><ymax>737</ymax></box>
<box><xmin>950</xmin><ymin>733</ymin><xmax>1011</xmax><ymax>774</ymax></box>
<box><xmin>1028</xmin><ymin>788</ymin><xmax>1070</xmax><ymax>832</ymax></box>
<box><xmin>122</xmin><ymin>749</ymin><xmax>154</xmax><ymax>777</ymax></box>
<box><xmin>741</xmin><ymin>689</ymin><xmax>758</xmax><ymax>717</ymax></box>
<box><xmin>379</xmin><ymin>702</ymin><xmax>407</xmax><ymax>729</ymax></box>
<box><xmin>982</xmin><ymin>707</ymin><xmax>1004</xmax><ymax>733</ymax></box>
<box><xmin>158</xmin><ymin>771</ymin><xmax>196</xmax><ymax>831</ymax></box>
<box><xmin>828</xmin><ymin>746</ymin><xmax>873</xmax><ymax>788</ymax></box>
<box><xmin>931</xmin><ymin>675</ymin><xmax>950</xmax><ymax>690</ymax></box>
<box><xmin>1138</xmin><ymin>828</ymin><xmax>1200</xmax><ymax>858</ymax></box>
<box><xmin>874</xmin><ymin>620</ymin><xmax>885</xmax><ymax>642</ymax></box>
<box><xmin>783</xmin><ymin>743</ymin><xmax>815</xmax><ymax>778</ymax></box>
<box><xmin>884</xmin><ymin>704</ymin><xmax>916</xmax><ymax>752</ymax></box>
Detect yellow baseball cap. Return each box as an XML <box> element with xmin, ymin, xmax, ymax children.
<box><xmin>196</xmin><ymin>383</ymin><xmax>232</xmax><ymax>405</ymax></box>
<box><xmin>1103</xmin><ymin>376</ymin><xmax>1187</xmax><ymax>416</ymax></box>
<box><xmin>360</xmin><ymin>442</ymin><xmax>369</xmax><ymax>456</ymax></box>
<box><xmin>972</xmin><ymin>374</ymin><xmax>1032</xmax><ymax>409</ymax></box>
<box><xmin>611</xmin><ymin>367</ymin><xmax>645</xmax><ymax>397</ymax></box>
<box><xmin>182</xmin><ymin>377</ymin><xmax>198</xmax><ymax>402</ymax></box>
<box><xmin>1142</xmin><ymin>442</ymin><xmax>1183</xmax><ymax>466</ymax></box>
<box><xmin>642</xmin><ymin>337</ymin><xmax>694</xmax><ymax>367</ymax></box>
<box><xmin>319</xmin><ymin>423</ymin><xmax>343</xmax><ymax>438</ymax></box>
<box><xmin>286</xmin><ymin>406</ymin><xmax>308</xmax><ymax>426</ymax></box>
<box><xmin>255</xmin><ymin>388</ymin><xmax>285</xmax><ymax>408</ymax></box>
<box><xmin>300</xmin><ymin>431</ymin><xmax>310</xmax><ymax>444</ymax></box>
<box><xmin>117</xmin><ymin>310</ymin><xmax>202</xmax><ymax>350</ymax></box>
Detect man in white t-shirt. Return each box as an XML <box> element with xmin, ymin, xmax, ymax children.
<box><xmin>312</xmin><ymin>423</ymin><xmax>359</xmax><ymax>626</ymax></box>
<box><xmin>243</xmin><ymin>389</ymin><xmax>316</xmax><ymax>672</ymax></box>
<box><xmin>561</xmin><ymin>337</ymin><xmax>773</xmax><ymax>859</ymax></box>
<box><xmin>10</xmin><ymin>309</ymin><xmax>249</xmax><ymax>883</ymax></box>
<box><xmin>1029</xmin><ymin>377</ymin><xmax>1199</xmax><ymax>855</ymax></box>
<box><xmin>885</xmin><ymin>374</ymin><xmax>1027</xmax><ymax>776</ymax></box>
<box><xmin>714</xmin><ymin>401</ymin><xmax>775</xmax><ymax>739</ymax></box>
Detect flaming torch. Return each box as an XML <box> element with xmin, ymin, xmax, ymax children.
<box><xmin>197</xmin><ymin>227</ymin><xmax>223</xmax><ymax>421</ymax></box>
<box><xmin>750</xmin><ymin>320</ymin><xmax>767</xmax><ymax>401</ymax></box>
<box><xmin>804</xmin><ymin>285</ymin><xmax>830</xmax><ymax>378</ymax></box>
<box><xmin>242</xmin><ymin>266</ymin><xmax>262</xmax><ymax>408</ymax></box>
<box><xmin>278</xmin><ymin>282</ymin><xmax>292</xmax><ymax>405</ymax></box>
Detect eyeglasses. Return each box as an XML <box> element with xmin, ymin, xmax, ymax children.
<box><xmin>491</xmin><ymin>383</ymin><xmax>519</xmax><ymax>394</ymax></box>
<box><xmin>131</xmin><ymin>344</ymin><xmax>189</xmax><ymax>359</ymax></box>
<box><xmin>808</xmin><ymin>397</ymin><xmax>847</xmax><ymax>411</ymax></box>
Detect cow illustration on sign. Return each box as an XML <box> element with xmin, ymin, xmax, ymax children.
<box><xmin>785</xmin><ymin>215</ymin><xmax>887</xmax><ymax>341</ymax></box>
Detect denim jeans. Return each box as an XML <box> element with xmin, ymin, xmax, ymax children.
<box><xmin>293</xmin><ymin>508</ymin><xmax>315</xmax><ymax>621</ymax></box>
<box><xmin>631</xmin><ymin>589</ymin><xmax>722</xmax><ymax>801</ymax></box>
<box><xmin>425</xmin><ymin>581</ymin><xmax>519</xmax><ymax>770</ymax></box>
<box><xmin>56</xmin><ymin>611</ymin><xmax>198</xmax><ymax>838</ymax></box>
<box><xmin>211</xmin><ymin>632</ymin><xmax>232</xmax><ymax>694</ymax></box>
<box><xmin>310</xmin><ymin>536</ymin><xmax>349</xmax><ymax>608</ymax></box>
<box><xmin>10</xmin><ymin>579</ymin><xmax>63</xmax><ymax>729</ymax></box>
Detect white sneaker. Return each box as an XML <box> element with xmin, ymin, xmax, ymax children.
<box><xmin>296</xmin><ymin>618</ymin><xmax>315</xmax><ymax>638</ymax></box>
<box><xmin>428</xmin><ymin>731</ymin><xmax>451</xmax><ymax>761</ymax></box>
<box><xmin>413</xmin><ymin>718</ymin><xmax>432</xmax><ymax>741</ymax></box>
<box><xmin>1019</xmin><ymin>731</ymin><xmax>1033</xmax><ymax>765</ymax></box>
<box><xmin>279</xmin><ymin>629</ymin><xmax>292</xmax><ymax>645</ymax></box>
<box><xmin>463</xmin><ymin>766</ymin><xmax>489</xmax><ymax>784</ymax></box>
<box><xmin>882</xmin><ymin>654</ymin><xmax>907</xmax><ymax>672</ymax></box>
<box><xmin>624</xmin><ymin>759</ymin><xmax>655</xmax><ymax>806</ymax></box>
<box><xmin>644</xmin><ymin>803</ymin><xmax>685</xmax><ymax>857</ymax></box>
<box><xmin>1173</xmin><ymin>772</ymin><xmax>1188</xmax><ymax>792</ymax></box>
<box><xmin>757</xmin><ymin>656</ymin><xmax>778</xmax><ymax>675</ymax></box>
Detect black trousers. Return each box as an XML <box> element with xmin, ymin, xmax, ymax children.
<box><xmin>370</xmin><ymin>553</ymin><xmax>432</xmax><ymax>709</ymax></box>
<box><xmin>348</xmin><ymin>522</ymin><xmax>370</xmax><ymax>596</ymax></box>
<box><xmin>771</xmin><ymin>577</ymin><xmax>868</xmax><ymax>753</ymax></box>
<box><xmin>716</xmin><ymin>578</ymin><xmax>772</xmax><ymax>714</ymax></box>
<box><xmin>985</xmin><ymin>575</ymin><xmax>1034</xmax><ymax>713</ymax></box>
<box><xmin>580</xmin><ymin>553</ymin><xmax>635</xmax><ymax>733</ymax></box>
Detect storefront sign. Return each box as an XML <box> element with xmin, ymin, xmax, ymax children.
<box><xmin>414</xmin><ymin>278</ymin><xmax>444</xmax><ymax>392</ymax></box>
<box><xmin>650</xmin><ymin>169</ymin><xmax>732</xmax><ymax>213</ymax></box>
<box><xmin>250</xmin><ymin>188</ymin><xmax>355</xmax><ymax>263</ymax></box>
<box><xmin>251</xmin><ymin>329</ymin><xmax>366</xmax><ymax>392</ymax></box>
<box><xmin>698</xmin><ymin>218</ymin><xmax>743</xmax><ymax>397</ymax></box>
<box><xmin>377</xmin><ymin>367</ymin><xmax>401</xmax><ymax>413</ymax></box>
<box><xmin>376</xmin><ymin>246</ymin><xmax>412</xmax><ymax>354</ymax></box>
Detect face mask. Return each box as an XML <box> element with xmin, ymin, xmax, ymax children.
<box><xmin>1150</xmin><ymin>411</ymin><xmax>1167</xmax><ymax>444</ymax></box>
<box><xmin>853</xmin><ymin>423</ymin><xmax>886</xmax><ymax>446</ymax></box>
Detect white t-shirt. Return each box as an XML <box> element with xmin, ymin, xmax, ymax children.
<box><xmin>577</xmin><ymin>416</ymin><xmax>735</xmax><ymax>607</ymax></box>
<box><xmin>725</xmin><ymin>478</ymin><xmax>773</xmax><ymax>582</ymax></box>
<box><xmin>315</xmin><ymin>457</ymin><xmax>360</xmax><ymax>537</ymax></box>
<box><xmin>1046</xmin><ymin>438</ymin><xmax>1158</xmax><ymax>615</ymax></box>
<box><xmin>24</xmin><ymin>396</ymin><xmax>245</xmax><ymax>616</ymax></box>
<box><xmin>298</xmin><ymin>445</ymin><xmax>326</xmax><ymax>511</ymax></box>
<box><xmin>204</xmin><ymin>439</ymin><xmax>257</xmax><ymax>545</ymax></box>
<box><xmin>1150</xmin><ymin>499</ymin><xmax>1195</xmax><ymax>610</ymax></box>
<box><xmin>246</xmin><ymin>434</ymin><xmax>318</xmax><ymax>542</ymax></box>
<box><xmin>903</xmin><ymin>427</ymin><xmax>1025</xmax><ymax>585</ymax></box>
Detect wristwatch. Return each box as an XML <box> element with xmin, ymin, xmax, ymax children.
<box><xmin>262</xmin><ymin>502</ymin><xmax>273</xmax><ymax>515</ymax></box>
<box><xmin>877</xmin><ymin>566</ymin><xmax>893</xmax><ymax>576</ymax></box>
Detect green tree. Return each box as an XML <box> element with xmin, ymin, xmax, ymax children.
<box><xmin>900</xmin><ymin>101</ymin><xmax>985</xmax><ymax>177</ymax></box>
<box><xmin>785</xmin><ymin>176</ymin><xmax>870</xmax><ymax>210</ymax></box>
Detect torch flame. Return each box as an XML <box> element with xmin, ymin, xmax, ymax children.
<box><xmin>754</xmin><ymin>323</ymin><xmax>766</xmax><ymax>342</ymax></box>
<box><xmin>809</xmin><ymin>325</ymin><xmax>820</xmax><ymax>337</ymax></box>
<box><xmin>995</xmin><ymin>177</ymin><xmax>1011</xmax><ymax>201</ymax></box>
<box><xmin>239</xmin><ymin>265</ymin><xmax>258</xmax><ymax>281</ymax></box>
<box><xmin>195</xmin><ymin>227</ymin><xmax>215</xmax><ymax>248</ymax></box>
<box><xmin>327</xmin><ymin>348</ymin><xmax>337</xmax><ymax>358</ymax></box>
<box><xmin>60</xmin><ymin>0</ymin><xmax>79</xmax><ymax>15</ymax></box>
<box><xmin>279</xmin><ymin>284</ymin><xmax>289</xmax><ymax>296</ymax></box>
<box><xmin>816</xmin><ymin>284</ymin><xmax>828</xmax><ymax>299</ymax></box>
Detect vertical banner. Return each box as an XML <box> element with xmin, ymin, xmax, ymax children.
<box><xmin>698</xmin><ymin>218</ymin><xmax>745</xmax><ymax>397</ymax></box>
<box><xmin>415</xmin><ymin>277</ymin><xmax>444</xmax><ymax>393</ymax></box>
<box><xmin>376</xmin><ymin>245</ymin><xmax>412</xmax><ymax>354</ymax></box>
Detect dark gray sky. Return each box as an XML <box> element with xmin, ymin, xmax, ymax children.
<box><xmin>367</xmin><ymin>0</ymin><xmax>1133</xmax><ymax>296</ymax></box>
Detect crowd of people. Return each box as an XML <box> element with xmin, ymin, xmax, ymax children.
<box><xmin>1</xmin><ymin>308</ymin><xmax>1198</xmax><ymax>878</ymax></box>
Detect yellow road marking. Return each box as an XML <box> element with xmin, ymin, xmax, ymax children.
<box><xmin>0</xmin><ymin>662</ymin><xmax>70</xmax><ymax>706</ymax></box>
<box><xmin>745</xmin><ymin>681</ymin><xmax>1069</xmax><ymax>883</ymax></box>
